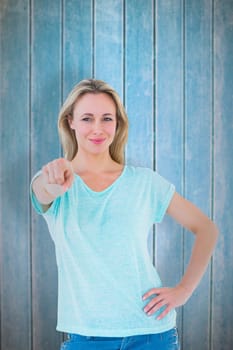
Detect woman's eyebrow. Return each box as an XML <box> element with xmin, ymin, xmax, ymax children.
<box><xmin>80</xmin><ymin>113</ymin><xmax>93</xmax><ymax>117</ymax></box>
<box><xmin>80</xmin><ymin>112</ymin><xmax>114</xmax><ymax>117</ymax></box>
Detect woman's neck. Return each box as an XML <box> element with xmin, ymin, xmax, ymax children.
<box><xmin>71</xmin><ymin>151</ymin><xmax>121</xmax><ymax>174</ymax></box>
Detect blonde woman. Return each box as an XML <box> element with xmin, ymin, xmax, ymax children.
<box><xmin>31</xmin><ymin>79</ymin><xmax>218</xmax><ymax>350</ymax></box>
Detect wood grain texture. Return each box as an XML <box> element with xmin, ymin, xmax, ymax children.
<box><xmin>155</xmin><ymin>0</ymin><xmax>184</xmax><ymax>334</ymax></box>
<box><xmin>183</xmin><ymin>1</ymin><xmax>213</xmax><ymax>349</ymax></box>
<box><xmin>124</xmin><ymin>0</ymin><xmax>155</xmax><ymax>257</ymax></box>
<box><xmin>30</xmin><ymin>0</ymin><xmax>62</xmax><ymax>349</ymax></box>
<box><xmin>125</xmin><ymin>0</ymin><xmax>154</xmax><ymax>167</ymax></box>
<box><xmin>0</xmin><ymin>1</ymin><xmax>31</xmax><ymax>350</ymax></box>
<box><xmin>212</xmin><ymin>0</ymin><xmax>233</xmax><ymax>349</ymax></box>
<box><xmin>63</xmin><ymin>0</ymin><xmax>93</xmax><ymax>97</ymax></box>
<box><xmin>0</xmin><ymin>1</ymin><xmax>232</xmax><ymax>349</ymax></box>
<box><xmin>95</xmin><ymin>0</ymin><xmax>124</xmax><ymax>96</ymax></box>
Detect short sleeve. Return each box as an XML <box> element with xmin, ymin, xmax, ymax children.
<box><xmin>151</xmin><ymin>171</ymin><xmax>175</xmax><ymax>223</ymax></box>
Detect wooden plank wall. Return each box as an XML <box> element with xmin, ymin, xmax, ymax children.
<box><xmin>0</xmin><ymin>1</ymin><xmax>232</xmax><ymax>349</ymax></box>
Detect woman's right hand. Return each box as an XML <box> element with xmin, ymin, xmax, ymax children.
<box><xmin>41</xmin><ymin>158</ymin><xmax>74</xmax><ymax>198</ymax></box>
<box><xmin>32</xmin><ymin>158</ymin><xmax>74</xmax><ymax>206</ymax></box>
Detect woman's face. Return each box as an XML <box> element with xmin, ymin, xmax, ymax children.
<box><xmin>69</xmin><ymin>93</ymin><xmax>117</xmax><ymax>157</ymax></box>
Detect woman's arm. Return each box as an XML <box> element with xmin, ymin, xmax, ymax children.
<box><xmin>32</xmin><ymin>158</ymin><xmax>74</xmax><ymax>209</ymax></box>
<box><xmin>143</xmin><ymin>192</ymin><xmax>219</xmax><ymax>319</ymax></box>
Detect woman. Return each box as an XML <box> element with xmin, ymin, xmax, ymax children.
<box><xmin>31</xmin><ymin>79</ymin><xmax>218</xmax><ymax>350</ymax></box>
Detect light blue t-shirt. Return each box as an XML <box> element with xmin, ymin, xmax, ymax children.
<box><xmin>31</xmin><ymin>165</ymin><xmax>176</xmax><ymax>337</ymax></box>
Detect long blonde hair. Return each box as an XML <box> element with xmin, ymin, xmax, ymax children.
<box><xmin>58</xmin><ymin>79</ymin><xmax>128</xmax><ymax>164</ymax></box>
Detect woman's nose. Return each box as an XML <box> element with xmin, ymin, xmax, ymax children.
<box><xmin>92</xmin><ymin>120</ymin><xmax>103</xmax><ymax>134</ymax></box>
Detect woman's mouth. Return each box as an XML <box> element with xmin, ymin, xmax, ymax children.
<box><xmin>89</xmin><ymin>138</ymin><xmax>106</xmax><ymax>145</ymax></box>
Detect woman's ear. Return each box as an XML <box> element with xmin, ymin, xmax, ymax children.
<box><xmin>67</xmin><ymin>115</ymin><xmax>74</xmax><ymax>129</ymax></box>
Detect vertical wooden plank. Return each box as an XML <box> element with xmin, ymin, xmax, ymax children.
<box><xmin>94</xmin><ymin>0</ymin><xmax>124</xmax><ymax>97</ymax></box>
<box><xmin>0</xmin><ymin>1</ymin><xmax>31</xmax><ymax>350</ymax></box>
<box><xmin>125</xmin><ymin>0</ymin><xmax>154</xmax><ymax>167</ymax></box>
<box><xmin>213</xmin><ymin>0</ymin><xmax>233</xmax><ymax>348</ymax></box>
<box><xmin>125</xmin><ymin>0</ymin><xmax>154</xmax><ymax>259</ymax></box>
<box><xmin>183</xmin><ymin>1</ymin><xmax>213</xmax><ymax>349</ymax></box>
<box><xmin>31</xmin><ymin>1</ymin><xmax>62</xmax><ymax>349</ymax></box>
<box><xmin>63</xmin><ymin>0</ymin><xmax>93</xmax><ymax>98</ymax></box>
<box><xmin>155</xmin><ymin>0</ymin><xmax>184</xmax><ymax>335</ymax></box>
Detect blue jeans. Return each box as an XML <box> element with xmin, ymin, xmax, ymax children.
<box><xmin>60</xmin><ymin>327</ymin><xmax>180</xmax><ymax>349</ymax></box>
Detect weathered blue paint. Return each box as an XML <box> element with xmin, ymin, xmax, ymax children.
<box><xmin>213</xmin><ymin>0</ymin><xmax>233</xmax><ymax>349</ymax></box>
<box><xmin>95</xmin><ymin>0</ymin><xmax>124</xmax><ymax>96</ymax></box>
<box><xmin>125</xmin><ymin>0</ymin><xmax>154</xmax><ymax>168</ymax></box>
<box><xmin>125</xmin><ymin>0</ymin><xmax>155</xmax><ymax>258</ymax></box>
<box><xmin>0</xmin><ymin>1</ymin><xmax>232</xmax><ymax>349</ymax></box>
<box><xmin>183</xmin><ymin>1</ymin><xmax>213</xmax><ymax>349</ymax></box>
<box><xmin>0</xmin><ymin>2</ymin><xmax>31</xmax><ymax>350</ymax></box>
<box><xmin>63</xmin><ymin>0</ymin><xmax>93</xmax><ymax>97</ymax></box>
<box><xmin>155</xmin><ymin>0</ymin><xmax>184</xmax><ymax>335</ymax></box>
<box><xmin>30</xmin><ymin>0</ymin><xmax>62</xmax><ymax>349</ymax></box>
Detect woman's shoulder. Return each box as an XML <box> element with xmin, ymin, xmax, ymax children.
<box><xmin>124</xmin><ymin>165</ymin><xmax>159</xmax><ymax>185</ymax></box>
<box><xmin>125</xmin><ymin>165</ymin><xmax>173</xmax><ymax>186</ymax></box>
<box><xmin>125</xmin><ymin>164</ymin><xmax>156</xmax><ymax>177</ymax></box>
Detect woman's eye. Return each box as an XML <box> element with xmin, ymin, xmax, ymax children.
<box><xmin>103</xmin><ymin>117</ymin><xmax>113</xmax><ymax>121</ymax></box>
<box><xmin>82</xmin><ymin>117</ymin><xmax>92</xmax><ymax>122</ymax></box>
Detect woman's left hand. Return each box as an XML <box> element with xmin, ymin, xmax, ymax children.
<box><xmin>142</xmin><ymin>285</ymin><xmax>191</xmax><ymax>320</ymax></box>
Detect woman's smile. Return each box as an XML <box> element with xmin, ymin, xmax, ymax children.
<box><xmin>89</xmin><ymin>138</ymin><xmax>107</xmax><ymax>145</ymax></box>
